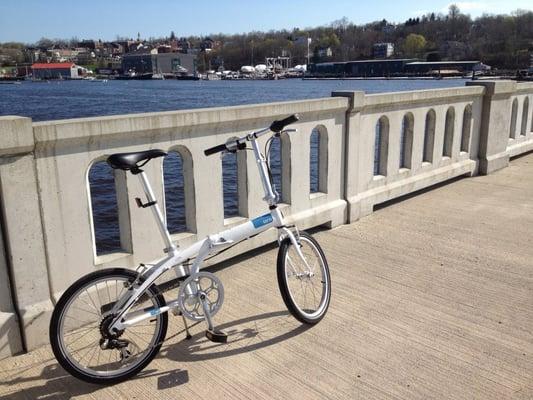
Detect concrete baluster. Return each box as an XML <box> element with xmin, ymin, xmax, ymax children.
<box><xmin>331</xmin><ymin>91</ymin><xmax>366</xmax><ymax>222</ymax></box>
<box><xmin>0</xmin><ymin>116</ymin><xmax>54</xmax><ymax>352</ymax></box>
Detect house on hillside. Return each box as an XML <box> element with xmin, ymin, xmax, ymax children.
<box><xmin>317</xmin><ymin>47</ymin><xmax>333</xmax><ymax>58</ymax></box>
<box><xmin>373</xmin><ymin>43</ymin><xmax>395</xmax><ymax>59</ymax></box>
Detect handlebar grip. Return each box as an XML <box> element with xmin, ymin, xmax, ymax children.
<box><xmin>204</xmin><ymin>143</ymin><xmax>227</xmax><ymax>156</ymax></box>
<box><xmin>269</xmin><ymin>114</ymin><xmax>300</xmax><ymax>132</ymax></box>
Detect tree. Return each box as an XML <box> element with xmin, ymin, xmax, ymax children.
<box><xmin>312</xmin><ymin>46</ymin><xmax>320</xmax><ymax>63</ymax></box>
<box><xmin>330</xmin><ymin>17</ymin><xmax>350</xmax><ymax>31</ymax></box>
<box><xmin>403</xmin><ymin>33</ymin><xmax>427</xmax><ymax>57</ymax></box>
<box><xmin>36</xmin><ymin>37</ymin><xmax>54</xmax><ymax>49</ymax></box>
<box><xmin>68</xmin><ymin>37</ymin><xmax>79</xmax><ymax>47</ymax></box>
<box><xmin>449</xmin><ymin>4</ymin><xmax>460</xmax><ymax>19</ymax></box>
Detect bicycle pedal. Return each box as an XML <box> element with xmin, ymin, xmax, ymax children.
<box><xmin>205</xmin><ymin>329</ymin><xmax>228</xmax><ymax>343</ymax></box>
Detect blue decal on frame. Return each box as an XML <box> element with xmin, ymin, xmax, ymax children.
<box><xmin>252</xmin><ymin>213</ymin><xmax>273</xmax><ymax>229</ymax></box>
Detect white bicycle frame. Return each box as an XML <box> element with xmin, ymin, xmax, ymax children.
<box><xmin>108</xmin><ymin>126</ymin><xmax>306</xmax><ymax>333</ymax></box>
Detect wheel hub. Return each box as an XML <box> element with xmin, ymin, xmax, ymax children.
<box><xmin>99</xmin><ymin>314</ymin><xmax>124</xmax><ymax>340</ymax></box>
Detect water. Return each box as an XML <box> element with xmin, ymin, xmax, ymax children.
<box><xmin>1</xmin><ymin>79</ymin><xmax>469</xmax><ymax>254</ymax></box>
<box><xmin>0</xmin><ymin>79</ymin><xmax>468</xmax><ymax>122</ymax></box>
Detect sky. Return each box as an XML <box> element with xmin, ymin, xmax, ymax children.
<box><xmin>0</xmin><ymin>0</ymin><xmax>531</xmax><ymax>43</ymax></box>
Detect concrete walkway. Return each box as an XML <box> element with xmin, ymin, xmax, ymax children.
<box><xmin>1</xmin><ymin>154</ymin><xmax>532</xmax><ymax>400</ymax></box>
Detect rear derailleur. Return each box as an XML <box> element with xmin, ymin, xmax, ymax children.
<box><xmin>99</xmin><ymin>314</ymin><xmax>132</xmax><ymax>362</ymax></box>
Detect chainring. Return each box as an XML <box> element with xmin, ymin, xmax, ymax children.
<box><xmin>178</xmin><ymin>272</ymin><xmax>224</xmax><ymax>321</ymax></box>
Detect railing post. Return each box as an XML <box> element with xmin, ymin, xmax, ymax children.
<box><xmin>0</xmin><ymin>116</ymin><xmax>54</xmax><ymax>352</ymax></box>
<box><xmin>0</xmin><ymin>211</ymin><xmax>23</xmax><ymax>359</ymax></box>
<box><xmin>466</xmin><ymin>80</ymin><xmax>516</xmax><ymax>175</ymax></box>
<box><xmin>332</xmin><ymin>91</ymin><xmax>366</xmax><ymax>223</ymax></box>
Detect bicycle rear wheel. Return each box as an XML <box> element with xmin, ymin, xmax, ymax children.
<box><xmin>277</xmin><ymin>231</ymin><xmax>331</xmax><ymax>324</ymax></box>
<box><xmin>49</xmin><ymin>268</ymin><xmax>167</xmax><ymax>384</ymax></box>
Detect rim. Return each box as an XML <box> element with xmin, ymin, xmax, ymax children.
<box><xmin>57</xmin><ymin>275</ymin><xmax>162</xmax><ymax>378</ymax></box>
<box><xmin>284</xmin><ymin>236</ymin><xmax>329</xmax><ymax>319</ymax></box>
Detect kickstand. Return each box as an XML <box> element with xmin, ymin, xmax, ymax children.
<box><xmin>180</xmin><ymin>312</ymin><xmax>192</xmax><ymax>340</ymax></box>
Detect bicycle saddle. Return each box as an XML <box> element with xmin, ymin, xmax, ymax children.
<box><xmin>107</xmin><ymin>149</ymin><xmax>167</xmax><ymax>171</ymax></box>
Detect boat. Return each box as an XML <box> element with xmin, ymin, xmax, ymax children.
<box><xmin>115</xmin><ymin>71</ymin><xmax>153</xmax><ymax>80</ymax></box>
<box><xmin>83</xmin><ymin>77</ymin><xmax>108</xmax><ymax>82</ymax></box>
<box><xmin>152</xmin><ymin>69</ymin><xmax>165</xmax><ymax>80</ymax></box>
<box><xmin>514</xmin><ymin>69</ymin><xmax>533</xmax><ymax>82</ymax></box>
<box><xmin>205</xmin><ymin>71</ymin><xmax>221</xmax><ymax>80</ymax></box>
<box><xmin>0</xmin><ymin>76</ymin><xmax>23</xmax><ymax>82</ymax></box>
<box><xmin>176</xmin><ymin>75</ymin><xmax>200</xmax><ymax>81</ymax></box>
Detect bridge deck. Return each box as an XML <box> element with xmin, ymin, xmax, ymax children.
<box><xmin>1</xmin><ymin>154</ymin><xmax>532</xmax><ymax>400</ymax></box>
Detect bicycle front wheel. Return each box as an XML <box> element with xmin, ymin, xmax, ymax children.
<box><xmin>277</xmin><ymin>231</ymin><xmax>331</xmax><ymax>324</ymax></box>
<box><xmin>49</xmin><ymin>268</ymin><xmax>168</xmax><ymax>384</ymax></box>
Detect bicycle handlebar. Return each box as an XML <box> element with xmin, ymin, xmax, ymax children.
<box><xmin>204</xmin><ymin>114</ymin><xmax>299</xmax><ymax>156</ymax></box>
<box><xmin>204</xmin><ymin>143</ymin><xmax>228</xmax><ymax>156</ymax></box>
<box><xmin>269</xmin><ymin>114</ymin><xmax>299</xmax><ymax>132</ymax></box>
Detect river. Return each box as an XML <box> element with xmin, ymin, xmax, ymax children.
<box><xmin>0</xmin><ymin>78</ymin><xmax>469</xmax><ymax>121</ymax></box>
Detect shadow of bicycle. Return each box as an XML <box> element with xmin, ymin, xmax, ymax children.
<box><xmin>0</xmin><ymin>310</ymin><xmax>309</xmax><ymax>398</ymax></box>
<box><xmin>161</xmin><ymin>310</ymin><xmax>312</xmax><ymax>362</ymax></box>
<box><xmin>0</xmin><ymin>358</ymin><xmax>188</xmax><ymax>399</ymax></box>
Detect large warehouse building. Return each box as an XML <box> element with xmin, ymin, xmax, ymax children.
<box><xmin>121</xmin><ymin>52</ymin><xmax>197</xmax><ymax>76</ymax></box>
<box><xmin>308</xmin><ymin>59</ymin><xmax>485</xmax><ymax>78</ymax></box>
<box><xmin>31</xmin><ymin>63</ymin><xmax>85</xmax><ymax>79</ymax></box>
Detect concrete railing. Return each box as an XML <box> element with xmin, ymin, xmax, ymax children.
<box><xmin>0</xmin><ymin>80</ymin><xmax>532</xmax><ymax>358</ymax></box>
<box><xmin>335</xmin><ymin>86</ymin><xmax>485</xmax><ymax>221</ymax></box>
<box><xmin>507</xmin><ymin>82</ymin><xmax>533</xmax><ymax>157</ymax></box>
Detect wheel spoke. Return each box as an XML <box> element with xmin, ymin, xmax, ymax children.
<box><xmin>95</xmin><ymin>283</ymin><xmax>104</xmax><ymax>310</ymax></box>
<box><xmin>86</xmin><ymin>344</ymin><xmax>98</xmax><ymax>367</ymax></box>
<box><xmin>84</xmin><ymin>289</ymin><xmax>101</xmax><ymax>316</ymax></box>
<box><xmin>77</xmin><ymin>341</ymin><xmax>97</xmax><ymax>365</ymax></box>
<box><xmin>64</xmin><ymin>314</ymin><xmax>98</xmax><ymax>326</ymax></box>
<box><xmin>64</xmin><ymin>325</ymin><xmax>97</xmax><ymax>338</ymax></box>
<box><xmin>66</xmin><ymin>325</ymin><xmax>96</xmax><ymax>347</ymax></box>
<box><xmin>71</xmin><ymin>305</ymin><xmax>100</xmax><ymax>317</ymax></box>
<box><xmin>126</xmin><ymin>329</ymin><xmax>151</xmax><ymax>346</ymax></box>
<box><xmin>308</xmin><ymin>278</ymin><xmax>319</xmax><ymax>310</ymax></box>
<box><xmin>105</xmin><ymin>281</ymin><xmax>112</xmax><ymax>305</ymax></box>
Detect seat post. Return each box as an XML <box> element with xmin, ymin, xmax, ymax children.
<box><xmin>137</xmin><ymin>171</ymin><xmax>176</xmax><ymax>252</ymax></box>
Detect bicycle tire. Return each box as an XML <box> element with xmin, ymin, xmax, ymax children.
<box><xmin>49</xmin><ymin>268</ymin><xmax>168</xmax><ymax>384</ymax></box>
<box><xmin>276</xmin><ymin>231</ymin><xmax>331</xmax><ymax>324</ymax></box>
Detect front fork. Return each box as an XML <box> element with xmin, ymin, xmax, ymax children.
<box><xmin>278</xmin><ymin>227</ymin><xmax>312</xmax><ymax>274</ymax></box>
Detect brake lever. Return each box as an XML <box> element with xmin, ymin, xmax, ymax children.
<box><xmin>281</xmin><ymin>128</ymin><xmax>297</xmax><ymax>134</ymax></box>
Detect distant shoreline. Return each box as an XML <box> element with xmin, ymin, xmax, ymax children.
<box><xmin>303</xmin><ymin>76</ymin><xmax>513</xmax><ymax>81</ymax></box>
